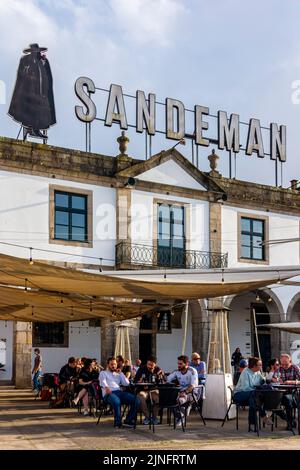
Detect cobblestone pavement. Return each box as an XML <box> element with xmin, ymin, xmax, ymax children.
<box><xmin>0</xmin><ymin>388</ymin><xmax>299</xmax><ymax>450</ymax></box>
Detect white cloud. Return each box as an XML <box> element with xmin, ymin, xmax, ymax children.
<box><xmin>110</xmin><ymin>0</ymin><xmax>188</xmax><ymax>47</ymax></box>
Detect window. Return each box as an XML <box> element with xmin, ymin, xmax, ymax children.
<box><xmin>55</xmin><ymin>191</ymin><xmax>87</xmax><ymax>242</ymax></box>
<box><xmin>157</xmin><ymin>203</ymin><xmax>185</xmax><ymax>267</ymax></box>
<box><xmin>50</xmin><ymin>186</ymin><xmax>93</xmax><ymax>247</ymax></box>
<box><xmin>33</xmin><ymin>322</ymin><xmax>68</xmax><ymax>347</ymax></box>
<box><xmin>240</xmin><ymin>216</ymin><xmax>265</xmax><ymax>260</ymax></box>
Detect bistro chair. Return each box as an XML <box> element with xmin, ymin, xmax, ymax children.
<box><xmin>151</xmin><ymin>385</ymin><xmax>184</xmax><ymax>433</ymax></box>
<box><xmin>253</xmin><ymin>389</ymin><xmax>288</xmax><ymax>436</ymax></box>
<box><xmin>221</xmin><ymin>386</ymin><xmax>248</xmax><ymax>430</ymax></box>
<box><xmin>183</xmin><ymin>385</ymin><xmax>206</xmax><ymax>427</ymax></box>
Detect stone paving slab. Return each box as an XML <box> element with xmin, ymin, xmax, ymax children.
<box><xmin>0</xmin><ymin>388</ymin><xmax>300</xmax><ymax>450</ymax></box>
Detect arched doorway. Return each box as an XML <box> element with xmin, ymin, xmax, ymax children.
<box><xmin>225</xmin><ymin>289</ymin><xmax>283</xmax><ymax>370</ymax></box>
<box><xmin>286</xmin><ymin>293</ymin><xmax>300</xmax><ymax>364</ymax></box>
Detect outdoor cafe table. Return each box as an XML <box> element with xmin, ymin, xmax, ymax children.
<box><xmin>271</xmin><ymin>383</ymin><xmax>300</xmax><ymax>434</ymax></box>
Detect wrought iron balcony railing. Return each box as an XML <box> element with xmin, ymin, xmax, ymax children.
<box><xmin>116</xmin><ymin>242</ymin><xmax>228</xmax><ymax>270</ymax></box>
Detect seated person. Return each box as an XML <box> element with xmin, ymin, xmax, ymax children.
<box><xmin>131</xmin><ymin>359</ymin><xmax>142</xmax><ymax>378</ymax></box>
<box><xmin>191</xmin><ymin>352</ymin><xmax>206</xmax><ymax>385</ymax></box>
<box><xmin>99</xmin><ymin>357</ymin><xmax>140</xmax><ymax>428</ymax></box>
<box><xmin>279</xmin><ymin>353</ymin><xmax>300</xmax><ymax>429</ymax></box>
<box><xmin>59</xmin><ymin>357</ymin><xmax>78</xmax><ymax>388</ymax></box>
<box><xmin>73</xmin><ymin>359</ymin><xmax>95</xmax><ymax>415</ymax></box>
<box><xmin>90</xmin><ymin>358</ymin><xmax>102</xmax><ymax>380</ymax></box>
<box><xmin>234</xmin><ymin>356</ymin><xmax>268</xmax><ymax>430</ymax></box>
<box><xmin>116</xmin><ymin>355</ymin><xmax>131</xmax><ymax>379</ymax></box>
<box><xmin>266</xmin><ymin>358</ymin><xmax>281</xmax><ymax>383</ymax></box>
<box><xmin>167</xmin><ymin>355</ymin><xmax>200</xmax><ymax>423</ymax></box>
<box><xmin>134</xmin><ymin>355</ymin><xmax>165</xmax><ymax>425</ymax></box>
<box><xmin>233</xmin><ymin>358</ymin><xmax>248</xmax><ymax>386</ymax></box>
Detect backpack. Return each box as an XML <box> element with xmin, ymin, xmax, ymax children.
<box><xmin>40</xmin><ymin>387</ymin><xmax>52</xmax><ymax>401</ymax></box>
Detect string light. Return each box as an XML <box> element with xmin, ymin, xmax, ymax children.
<box><xmin>221</xmin><ymin>269</ymin><xmax>224</xmax><ymax>284</ymax></box>
<box><xmin>29</xmin><ymin>247</ymin><xmax>34</xmax><ymax>265</ymax></box>
<box><xmin>31</xmin><ymin>306</ymin><xmax>34</xmax><ymax>316</ymax></box>
<box><xmin>255</xmin><ymin>292</ymin><xmax>260</xmax><ymax>302</ymax></box>
<box><xmin>268</xmin><ymin>296</ymin><xmax>272</xmax><ymax>303</ymax></box>
<box><xmin>99</xmin><ymin>258</ymin><xmax>103</xmax><ymax>273</ymax></box>
<box><xmin>24</xmin><ymin>278</ymin><xmax>28</xmax><ymax>292</ymax></box>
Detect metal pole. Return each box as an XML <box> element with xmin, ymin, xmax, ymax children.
<box><xmin>181</xmin><ymin>300</ymin><xmax>189</xmax><ymax>355</ymax></box>
<box><xmin>191</xmin><ymin>140</ymin><xmax>194</xmax><ymax>165</ymax></box>
<box><xmin>196</xmin><ymin>145</ymin><xmax>199</xmax><ymax>168</ymax></box>
<box><xmin>229</xmin><ymin>150</ymin><xmax>232</xmax><ymax>179</ymax></box>
<box><xmin>149</xmin><ymin>134</ymin><xmax>152</xmax><ymax>157</ymax></box>
<box><xmin>275</xmin><ymin>159</ymin><xmax>278</xmax><ymax>187</ymax></box>
<box><xmin>145</xmin><ymin>133</ymin><xmax>148</xmax><ymax>160</ymax></box>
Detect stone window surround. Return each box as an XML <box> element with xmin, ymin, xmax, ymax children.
<box><xmin>49</xmin><ymin>184</ymin><xmax>93</xmax><ymax>248</ymax></box>
<box><xmin>153</xmin><ymin>198</ymin><xmax>191</xmax><ymax>253</ymax></box>
<box><xmin>237</xmin><ymin>211</ymin><xmax>269</xmax><ymax>265</ymax></box>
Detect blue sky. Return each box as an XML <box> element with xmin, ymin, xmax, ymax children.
<box><xmin>0</xmin><ymin>0</ymin><xmax>300</xmax><ymax>187</ymax></box>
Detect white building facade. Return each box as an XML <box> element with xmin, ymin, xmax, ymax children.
<box><xmin>0</xmin><ymin>135</ymin><xmax>299</xmax><ymax>383</ymax></box>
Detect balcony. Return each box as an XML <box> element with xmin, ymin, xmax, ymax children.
<box><xmin>116</xmin><ymin>241</ymin><xmax>228</xmax><ymax>270</ymax></box>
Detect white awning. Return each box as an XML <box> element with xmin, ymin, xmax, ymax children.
<box><xmin>0</xmin><ymin>252</ymin><xmax>299</xmax><ymax>321</ymax></box>
<box><xmin>259</xmin><ymin>322</ymin><xmax>300</xmax><ymax>334</ymax></box>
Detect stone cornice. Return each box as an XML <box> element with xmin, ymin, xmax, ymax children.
<box><xmin>0</xmin><ymin>137</ymin><xmax>300</xmax><ymax>215</ymax></box>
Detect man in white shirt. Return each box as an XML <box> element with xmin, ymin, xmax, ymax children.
<box><xmin>167</xmin><ymin>355</ymin><xmax>201</xmax><ymax>422</ymax></box>
<box><xmin>99</xmin><ymin>356</ymin><xmax>140</xmax><ymax>428</ymax></box>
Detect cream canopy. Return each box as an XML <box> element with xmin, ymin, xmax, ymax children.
<box><xmin>259</xmin><ymin>322</ymin><xmax>300</xmax><ymax>334</ymax></box>
<box><xmin>0</xmin><ymin>252</ymin><xmax>299</xmax><ymax>321</ymax></box>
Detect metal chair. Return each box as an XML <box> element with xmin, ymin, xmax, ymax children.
<box><xmin>221</xmin><ymin>386</ymin><xmax>248</xmax><ymax>430</ymax></box>
<box><xmin>151</xmin><ymin>386</ymin><xmax>184</xmax><ymax>433</ymax></box>
<box><xmin>253</xmin><ymin>389</ymin><xmax>289</xmax><ymax>436</ymax></box>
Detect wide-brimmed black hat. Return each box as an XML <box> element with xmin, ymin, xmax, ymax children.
<box><xmin>23</xmin><ymin>43</ymin><xmax>47</xmax><ymax>54</ymax></box>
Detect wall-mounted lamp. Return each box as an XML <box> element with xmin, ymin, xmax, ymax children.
<box><xmin>124</xmin><ymin>177</ymin><xmax>136</xmax><ymax>188</ymax></box>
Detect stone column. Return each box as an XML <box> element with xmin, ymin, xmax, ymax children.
<box><xmin>13</xmin><ymin>322</ymin><xmax>32</xmax><ymax>388</ymax></box>
<box><xmin>100</xmin><ymin>318</ymin><xmax>115</xmax><ymax>366</ymax></box>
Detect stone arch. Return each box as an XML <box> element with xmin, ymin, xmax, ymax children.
<box><xmin>286</xmin><ymin>292</ymin><xmax>300</xmax><ymax>322</ymax></box>
<box><xmin>224</xmin><ymin>288</ymin><xmax>284</xmax><ymax>364</ymax></box>
<box><xmin>283</xmin><ymin>292</ymin><xmax>300</xmax><ymax>354</ymax></box>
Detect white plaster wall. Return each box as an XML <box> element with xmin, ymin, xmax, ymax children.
<box><xmin>156</xmin><ymin>315</ymin><xmax>192</xmax><ymax>373</ymax></box>
<box><xmin>37</xmin><ymin>321</ymin><xmax>101</xmax><ymax>373</ymax></box>
<box><xmin>222</xmin><ymin>205</ymin><xmax>300</xmax><ymax>325</ymax></box>
<box><xmin>0</xmin><ymin>170</ymin><xmax>116</xmax><ymax>265</ymax></box>
<box><xmin>0</xmin><ymin>320</ymin><xmax>13</xmax><ymax>381</ymax></box>
<box><xmin>228</xmin><ymin>294</ymin><xmax>252</xmax><ymax>358</ymax></box>
<box><xmin>131</xmin><ymin>190</ymin><xmax>209</xmax><ymax>252</ymax></box>
<box><xmin>221</xmin><ymin>205</ymin><xmax>300</xmax><ymax>268</ymax></box>
<box><xmin>138</xmin><ymin>160</ymin><xmax>207</xmax><ymax>190</ymax></box>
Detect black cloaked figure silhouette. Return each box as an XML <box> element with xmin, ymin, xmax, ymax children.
<box><xmin>8</xmin><ymin>43</ymin><xmax>56</xmax><ymax>139</ymax></box>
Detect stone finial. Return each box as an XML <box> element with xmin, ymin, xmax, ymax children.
<box><xmin>117</xmin><ymin>131</ymin><xmax>130</xmax><ymax>156</ymax></box>
<box><xmin>208</xmin><ymin>149</ymin><xmax>219</xmax><ymax>172</ymax></box>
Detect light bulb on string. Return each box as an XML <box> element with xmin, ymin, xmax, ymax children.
<box><xmin>29</xmin><ymin>247</ymin><xmax>34</xmax><ymax>265</ymax></box>
<box><xmin>255</xmin><ymin>292</ymin><xmax>260</xmax><ymax>302</ymax></box>
<box><xmin>99</xmin><ymin>258</ymin><xmax>103</xmax><ymax>273</ymax></box>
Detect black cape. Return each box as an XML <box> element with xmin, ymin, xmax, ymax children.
<box><xmin>8</xmin><ymin>53</ymin><xmax>56</xmax><ymax>130</ymax></box>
